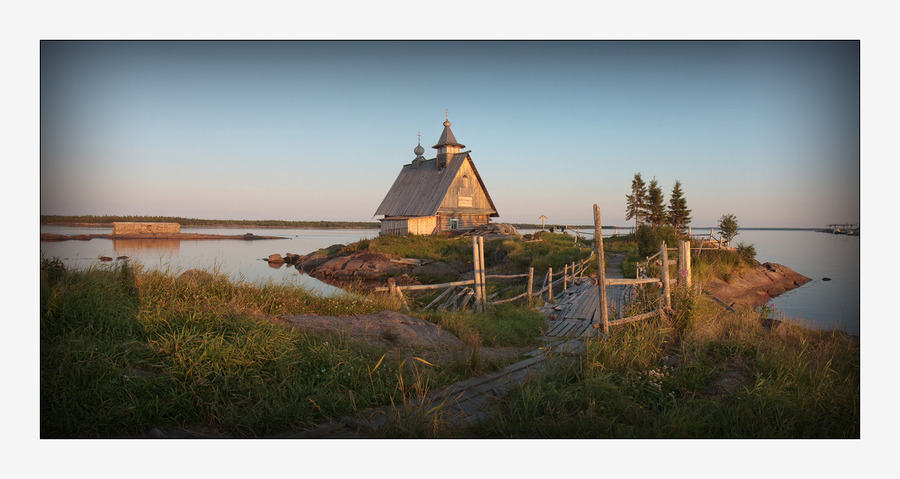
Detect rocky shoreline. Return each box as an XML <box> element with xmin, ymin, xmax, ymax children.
<box><xmin>702</xmin><ymin>262</ymin><xmax>812</xmax><ymax>309</ymax></box>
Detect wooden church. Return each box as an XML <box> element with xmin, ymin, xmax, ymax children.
<box><xmin>375</xmin><ymin>118</ymin><xmax>499</xmax><ymax>236</ymax></box>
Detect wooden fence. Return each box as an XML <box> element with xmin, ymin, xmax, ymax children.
<box><xmin>591</xmin><ymin>204</ymin><xmax>696</xmax><ymax>334</ymax></box>
<box><xmin>375</xmin><ymin>207</ymin><xmax>697</xmax><ymax>338</ymax></box>
<box><xmin>374</xmin><ymin>237</ymin><xmax>595</xmax><ymax>312</ymax></box>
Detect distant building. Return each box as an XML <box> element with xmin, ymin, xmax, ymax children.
<box><xmin>112</xmin><ymin>222</ymin><xmax>180</xmax><ymax>235</ymax></box>
<box><xmin>374</xmin><ymin>119</ymin><xmax>499</xmax><ymax>236</ymax></box>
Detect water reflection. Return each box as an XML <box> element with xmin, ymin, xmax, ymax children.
<box><xmin>113</xmin><ymin>238</ymin><xmax>181</xmax><ymax>256</ymax></box>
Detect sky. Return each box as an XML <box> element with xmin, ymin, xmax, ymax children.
<box><xmin>40</xmin><ymin>40</ymin><xmax>860</xmax><ymax>228</ymax></box>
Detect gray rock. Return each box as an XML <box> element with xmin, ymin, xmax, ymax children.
<box><xmin>315</xmin><ymin>252</ymin><xmax>405</xmax><ymax>281</ymax></box>
<box><xmin>412</xmin><ymin>261</ymin><xmax>460</xmax><ymax>280</ymax></box>
<box><xmin>276</xmin><ymin>310</ymin><xmax>465</xmax><ymax>350</ymax></box>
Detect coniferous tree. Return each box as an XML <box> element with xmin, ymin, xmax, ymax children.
<box><xmin>646</xmin><ymin>178</ymin><xmax>666</xmax><ymax>226</ymax></box>
<box><xmin>667</xmin><ymin>180</ymin><xmax>692</xmax><ymax>232</ymax></box>
<box><xmin>625</xmin><ymin>173</ymin><xmax>648</xmax><ymax>230</ymax></box>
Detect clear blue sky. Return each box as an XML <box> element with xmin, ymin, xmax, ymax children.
<box><xmin>40</xmin><ymin>40</ymin><xmax>859</xmax><ymax>227</ymax></box>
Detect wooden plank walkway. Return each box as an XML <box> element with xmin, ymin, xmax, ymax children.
<box><xmin>540</xmin><ymin>280</ymin><xmax>631</xmax><ymax>338</ymax></box>
<box><xmin>268</xmin><ymin>256</ymin><xmax>635</xmax><ymax>438</ymax></box>
<box><xmin>274</xmin><ymin>338</ymin><xmax>585</xmax><ymax>438</ymax></box>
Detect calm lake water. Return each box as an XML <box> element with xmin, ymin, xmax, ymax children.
<box><xmin>40</xmin><ymin>226</ymin><xmax>860</xmax><ymax>335</ymax></box>
<box><xmin>39</xmin><ymin>226</ymin><xmax>381</xmax><ymax>297</ymax></box>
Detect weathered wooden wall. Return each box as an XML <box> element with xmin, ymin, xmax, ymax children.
<box><xmin>437</xmin><ymin>213</ymin><xmax>490</xmax><ymax>232</ymax></box>
<box><xmin>380</xmin><ymin>216</ymin><xmax>437</xmax><ymax>236</ymax></box>
<box><xmin>112</xmin><ymin>222</ymin><xmax>180</xmax><ymax>235</ymax></box>
<box><xmin>438</xmin><ymin>160</ymin><xmax>493</xmax><ymax>213</ymax></box>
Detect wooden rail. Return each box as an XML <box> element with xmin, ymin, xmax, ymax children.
<box><xmin>588</xmin><ymin>206</ymin><xmax>695</xmax><ymax>334</ymax></box>
<box><xmin>376</xmin><ymin>237</ymin><xmax>594</xmax><ymax>312</ymax></box>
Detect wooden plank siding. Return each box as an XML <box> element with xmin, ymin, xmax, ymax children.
<box><xmin>379</xmin><ymin>216</ymin><xmax>438</xmax><ymax>236</ymax></box>
<box><xmin>437</xmin><ymin>213</ymin><xmax>490</xmax><ymax>233</ymax></box>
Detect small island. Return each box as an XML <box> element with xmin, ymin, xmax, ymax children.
<box><xmin>40</xmin><ymin>221</ymin><xmax>287</xmax><ymax>242</ymax></box>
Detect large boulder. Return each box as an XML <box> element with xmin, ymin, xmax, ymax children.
<box><xmin>314</xmin><ymin>251</ymin><xmax>406</xmax><ymax>281</ymax></box>
<box><xmin>411</xmin><ymin>261</ymin><xmax>460</xmax><ymax>281</ymax></box>
<box><xmin>275</xmin><ymin>310</ymin><xmax>465</xmax><ymax>350</ymax></box>
<box><xmin>296</xmin><ymin>253</ymin><xmax>332</xmax><ymax>272</ymax></box>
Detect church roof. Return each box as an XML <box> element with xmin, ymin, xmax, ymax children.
<box><xmin>374</xmin><ymin>152</ymin><xmax>498</xmax><ymax>218</ymax></box>
<box><xmin>432</xmin><ymin>120</ymin><xmax>465</xmax><ymax>149</ymax></box>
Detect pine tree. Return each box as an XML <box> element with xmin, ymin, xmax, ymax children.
<box><xmin>646</xmin><ymin>178</ymin><xmax>666</xmax><ymax>226</ymax></box>
<box><xmin>667</xmin><ymin>180</ymin><xmax>692</xmax><ymax>232</ymax></box>
<box><xmin>625</xmin><ymin>173</ymin><xmax>648</xmax><ymax>230</ymax></box>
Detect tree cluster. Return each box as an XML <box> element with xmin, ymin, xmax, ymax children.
<box><xmin>625</xmin><ymin>173</ymin><xmax>692</xmax><ymax>232</ymax></box>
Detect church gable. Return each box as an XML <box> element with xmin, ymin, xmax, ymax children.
<box><xmin>438</xmin><ymin>157</ymin><xmax>495</xmax><ymax>214</ymax></box>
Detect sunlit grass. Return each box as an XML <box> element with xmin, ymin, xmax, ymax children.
<box><xmin>40</xmin><ymin>259</ymin><xmax>466</xmax><ymax>437</ymax></box>
<box><xmin>468</xmin><ymin>285</ymin><xmax>859</xmax><ymax>438</ymax></box>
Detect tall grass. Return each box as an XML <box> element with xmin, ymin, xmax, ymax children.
<box><xmin>40</xmin><ymin>259</ymin><xmax>479</xmax><ymax>438</ymax></box>
<box><xmin>469</xmin><ymin>285</ymin><xmax>859</xmax><ymax>438</ymax></box>
<box><xmin>693</xmin><ymin>248</ymin><xmax>754</xmax><ymax>283</ymax></box>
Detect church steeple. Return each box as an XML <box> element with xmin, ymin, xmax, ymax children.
<box><xmin>432</xmin><ymin>115</ymin><xmax>464</xmax><ymax>170</ymax></box>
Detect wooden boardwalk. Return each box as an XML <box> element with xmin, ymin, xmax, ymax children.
<box><xmin>269</xmin><ymin>256</ymin><xmax>634</xmax><ymax>438</ymax></box>
<box><xmin>540</xmin><ymin>253</ymin><xmax>632</xmax><ymax>338</ymax></box>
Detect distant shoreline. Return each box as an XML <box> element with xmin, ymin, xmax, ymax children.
<box><xmin>40</xmin><ymin>221</ymin><xmax>380</xmax><ymax>230</ymax></box>
<box><xmin>41</xmin><ymin>219</ymin><xmax>824</xmax><ymax>231</ymax></box>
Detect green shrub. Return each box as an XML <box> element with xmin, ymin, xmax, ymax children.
<box><xmin>736</xmin><ymin>242</ymin><xmax>757</xmax><ymax>265</ymax></box>
<box><xmin>635</xmin><ymin>225</ymin><xmax>681</xmax><ymax>258</ymax></box>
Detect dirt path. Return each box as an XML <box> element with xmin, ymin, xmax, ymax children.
<box><xmin>606</xmin><ymin>253</ymin><xmax>626</xmax><ymax>279</ymax></box>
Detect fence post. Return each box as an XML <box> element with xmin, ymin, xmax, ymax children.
<box><xmin>472</xmin><ymin>236</ymin><xmax>484</xmax><ymax>313</ymax></box>
<box><xmin>478</xmin><ymin>236</ymin><xmax>486</xmax><ymax>310</ymax></box>
<box><xmin>660</xmin><ymin>241</ymin><xmax>671</xmax><ymax>310</ymax></box>
<box><xmin>594</xmin><ymin>204</ymin><xmax>609</xmax><ymax>334</ymax></box>
<box><xmin>548</xmin><ymin>267</ymin><xmax>554</xmax><ymax>301</ymax></box>
<box><xmin>527</xmin><ymin>267</ymin><xmax>534</xmax><ymax>304</ymax></box>
<box><xmin>388</xmin><ymin>277</ymin><xmax>397</xmax><ymax>300</ymax></box>
<box><xmin>679</xmin><ymin>240</ymin><xmax>692</xmax><ymax>285</ymax></box>
<box><xmin>563</xmin><ymin>264</ymin><xmax>568</xmax><ymax>291</ymax></box>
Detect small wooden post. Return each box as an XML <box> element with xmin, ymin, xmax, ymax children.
<box><xmin>472</xmin><ymin>237</ymin><xmax>484</xmax><ymax>313</ymax></box>
<box><xmin>594</xmin><ymin>204</ymin><xmax>609</xmax><ymax>334</ymax></box>
<box><xmin>388</xmin><ymin>277</ymin><xmax>407</xmax><ymax>309</ymax></box>
<box><xmin>478</xmin><ymin>236</ymin><xmax>486</xmax><ymax>311</ymax></box>
<box><xmin>563</xmin><ymin>264</ymin><xmax>568</xmax><ymax>291</ymax></box>
<box><xmin>682</xmin><ymin>240</ymin><xmax>692</xmax><ymax>285</ymax></box>
<box><xmin>526</xmin><ymin>267</ymin><xmax>534</xmax><ymax>303</ymax></box>
<box><xmin>548</xmin><ymin>267</ymin><xmax>554</xmax><ymax>301</ymax></box>
<box><xmin>388</xmin><ymin>277</ymin><xmax>397</xmax><ymax>299</ymax></box>
<box><xmin>660</xmin><ymin>241</ymin><xmax>671</xmax><ymax>310</ymax></box>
